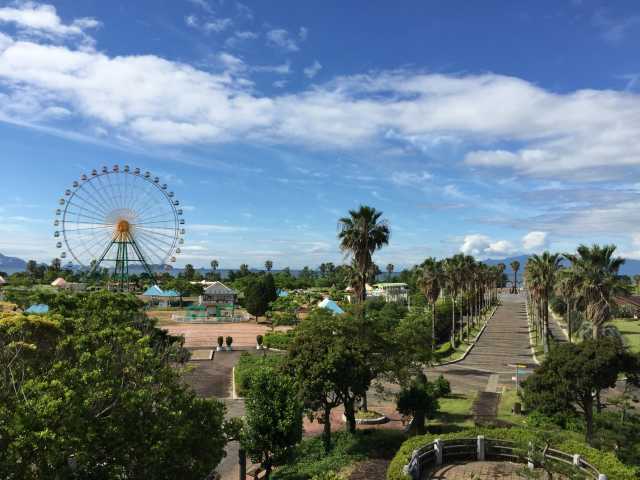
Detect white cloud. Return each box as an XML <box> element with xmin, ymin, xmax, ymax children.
<box><xmin>0</xmin><ymin>1</ymin><xmax>99</xmax><ymax>40</ymax></box>
<box><xmin>185</xmin><ymin>14</ymin><xmax>232</xmax><ymax>33</ymax></box>
<box><xmin>522</xmin><ymin>231</ymin><xmax>548</xmax><ymax>251</ymax></box>
<box><xmin>303</xmin><ymin>60</ymin><xmax>322</xmax><ymax>79</ymax></box>
<box><xmin>253</xmin><ymin>62</ymin><xmax>290</xmax><ymax>75</ymax></box>
<box><xmin>266</xmin><ymin>28</ymin><xmax>299</xmax><ymax>51</ymax></box>
<box><xmin>390</xmin><ymin>170</ymin><xmax>432</xmax><ymax>186</ymax></box>
<box><xmin>460</xmin><ymin>234</ymin><xmax>515</xmax><ymax>258</ymax></box>
<box><xmin>298</xmin><ymin>26</ymin><xmax>308</xmax><ymax>41</ymax></box>
<box><xmin>1</xmin><ymin>26</ymin><xmax>640</xmax><ymax>179</ymax></box>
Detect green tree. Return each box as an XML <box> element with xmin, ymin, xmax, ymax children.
<box><xmin>510</xmin><ymin>260</ymin><xmax>520</xmax><ymax>293</ymax></box>
<box><xmin>0</xmin><ymin>309</ymin><xmax>225</xmax><ymax>479</ymax></box>
<box><xmin>386</xmin><ymin>263</ymin><xmax>394</xmax><ymax>280</ymax></box>
<box><xmin>245</xmin><ymin>277</ymin><xmax>271</xmax><ymax>317</ymax></box>
<box><xmin>337</xmin><ymin>205</ymin><xmax>390</xmax><ymax>303</ymax></box>
<box><xmin>182</xmin><ymin>263</ymin><xmax>196</xmax><ymax>281</ymax></box>
<box><xmin>288</xmin><ymin>309</ymin><xmax>372</xmax><ymax>451</ymax></box>
<box><xmin>524</xmin><ymin>252</ymin><xmax>562</xmax><ymax>352</ymax></box>
<box><xmin>263</xmin><ymin>273</ymin><xmax>278</xmax><ymax>304</ymax></box>
<box><xmin>564</xmin><ymin>244</ymin><xmax>628</xmax><ymax>338</ymax></box>
<box><xmin>242</xmin><ymin>368</ymin><xmax>302</xmax><ymax>478</ymax></box>
<box><xmin>396</xmin><ymin>373</ymin><xmax>439</xmax><ymax>435</ymax></box>
<box><xmin>264</xmin><ymin>260</ymin><xmax>273</xmax><ymax>272</ymax></box>
<box><xmin>522</xmin><ymin>338</ymin><xmax>639</xmax><ymax>444</ymax></box>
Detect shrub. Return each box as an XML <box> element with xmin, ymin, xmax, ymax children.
<box><xmin>433</xmin><ymin>375</ymin><xmax>451</xmax><ymax>397</ymax></box>
<box><xmin>264</xmin><ymin>330</ymin><xmax>294</xmax><ymax>350</ymax></box>
<box><xmin>225</xmin><ymin>336</ymin><xmax>233</xmax><ymax>346</ymax></box>
<box><xmin>273</xmin><ymin>430</ymin><xmax>404</xmax><ymax>480</ymax></box>
<box><xmin>217</xmin><ymin>336</ymin><xmax>224</xmax><ymax>347</ymax></box>
<box><xmin>256</xmin><ymin>334</ymin><xmax>263</xmax><ymax>346</ymax></box>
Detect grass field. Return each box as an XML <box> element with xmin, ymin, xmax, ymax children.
<box><xmin>497</xmin><ymin>387</ymin><xmax>526</xmax><ymax>426</ymax></box>
<box><xmin>611</xmin><ymin>318</ymin><xmax>640</xmax><ymax>353</ymax></box>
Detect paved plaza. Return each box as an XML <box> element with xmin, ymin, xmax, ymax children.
<box><xmin>427</xmin><ymin>461</ymin><xmax>537</xmax><ymax>479</ymax></box>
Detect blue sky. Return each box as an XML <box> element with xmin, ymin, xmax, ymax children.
<box><xmin>1</xmin><ymin>0</ymin><xmax>640</xmax><ymax>269</ymax></box>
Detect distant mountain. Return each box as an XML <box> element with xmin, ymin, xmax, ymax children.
<box><xmin>484</xmin><ymin>254</ymin><xmax>640</xmax><ymax>278</ymax></box>
<box><xmin>0</xmin><ymin>253</ymin><xmax>27</xmax><ymax>273</ymax></box>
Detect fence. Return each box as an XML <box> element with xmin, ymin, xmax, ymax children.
<box><xmin>403</xmin><ymin>436</ymin><xmax>607</xmax><ymax>480</ymax></box>
<box><xmin>170</xmin><ymin>313</ymin><xmax>247</xmax><ymax>323</ymax></box>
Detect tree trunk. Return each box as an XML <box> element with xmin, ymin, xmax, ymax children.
<box><xmin>415</xmin><ymin>410</ymin><xmax>426</xmax><ymax>435</ymax></box>
<box><xmin>459</xmin><ymin>299</ymin><xmax>464</xmax><ymax>343</ymax></box>
<box><xmin>451</xmin><ymin>297</ymin><xmax>456</xmax><ymax>349</ymax></box>
<box><xmin>344</xmin><ymin>398</ymin><xmax>357</xmax><ymax>433</ymax></box>
<box><xmin>323</xmin><ymin>404</ymin><xmax>332</xmax><ymax>452</ymax></box>
<box><xmin>361</xmin><ymin>391</ymin><xmax>368</xmax><ymax>412</ymax></box>
<box><xmin>264</xmin><ymin>458</ymin><xmax>273</xmax><ymax>479</ymax></box>
<box><xmin>584</xmin><ymin>396</ymin><xmax>594</xmax><ymax>445</ymax></box>
<box><xmin>567</xmin><ymin>300</ymin><xmax>572</xmax><ymax>343</ymax></box>
<box><xmin>592</xmin><ymin>322</ymin><xmax>600</xmax><ymax>339</ymax></box>
<box><xmin>432</xmin><ymin>303</ymin><xmax>436</xmax><ymax>353</ymax></box>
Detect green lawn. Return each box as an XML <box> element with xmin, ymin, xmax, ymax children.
<box><xmin>429</xmin><ymin>392</ymin><xmax>475</xmax><ymax>432</ymax></box>
<box><xmin>497</xmin><ymin>387</ymin><xmax>526</xmax><ymax>426</ymax></box>
<box><xmin>611</xmin><ymin>318</ymin><xmax>640</xmax><ymax>354</ymax></box>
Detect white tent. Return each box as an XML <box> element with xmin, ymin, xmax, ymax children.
<box><xmin>51</xmin><ymin>277</ymin><xmax>67</xmax><ymax>288</ymax></box>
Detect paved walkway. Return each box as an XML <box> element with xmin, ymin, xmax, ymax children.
<box><xmin>427</xmin><ymin>461</ymin><xmax>540</xmax><ymax>479</ymax></box>
<box><xmin>427</xmin><ymin>294</ymin><xmax>535</xmax><ymax>392</ymax></box>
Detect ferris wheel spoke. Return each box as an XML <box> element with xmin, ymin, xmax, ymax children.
<box><xmin>70</xmin><ymin>230</ymin><xmax>113</xmax><ymax>263</ymax></box>
<box><xmin>84</xmin><ymin>177</ymin><xmax>117</xmax><ymax>216</ymax></box>
<box><xmin>94</xmin><ymin>174</ymin><xmax>119</xmax><ymax>213</ymax></box>
<box><xmin>131</xmin><ymin>220</ymin><xmax>176</xmax><ymax>227</ymax></box>
<box><xmin>135</xmin><ymin>236</ymin><xmax>166</xmax><ymax>266</ymax></box>
<box><xmin>66</xmin><ymin>199</ymin><xmax>108</xmax><ymax>220</ymax></box>
<box><xmin>103</xmin><ymin>171</ymin><xmax>121</xmax><ymax>210</ymax></box>
<box><xmin>135</xmin><ymin>232</ymin><xmax>175</xmax><ymax>250</ymax></box>
<box><xmin>134</xmin><ymin>185</ymin><xmax>167</xmax><ymax>220</ymax></box>
<box><xmin>134</xmin><ymin>226</ymin><xmax>179</xmax><ymax>241</ymax></box>
<box><xmin>133</xmin><ymin>209</ymin><xmax>176</xmax><ymax>226</ymax></box>
<box><xmin>135</xmin><ymin>232</ymin><xmax>170</xmax><ymax>265</ymax></box>
<box><xmin>65</xmin><ymin>209</ymin><xmax>110</xmax><ymax>225</ymax></box>
<box><xmin>62</xmin><ymin>225</ymin><xmax>114</xmax><ymax>232</ymax></box>
<box><xmin>68</xmin><ymin>190</ymin><xmax>110</xmax><ymax>219</ymax></box>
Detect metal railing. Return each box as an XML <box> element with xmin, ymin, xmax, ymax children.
<box><xmin>403</xmin><ymin>436</ymin><xmax>607</xmax><ymax>480</ymax></box>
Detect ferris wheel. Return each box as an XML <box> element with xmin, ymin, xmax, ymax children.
<box><xmin>54</xmin><ymin>165</ymin><xmax>185</xmax><ymax>287</ymax></box>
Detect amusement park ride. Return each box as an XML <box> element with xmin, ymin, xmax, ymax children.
<box><xmin>54</xmin><ymin>165</ymin><xmax>185</xmax><ymax>290</ymax></box>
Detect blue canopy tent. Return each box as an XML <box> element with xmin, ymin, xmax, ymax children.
<box><xmin>317</xmin><ymin>298</ymin><xmax>345</xmax><ymax>315</ymax></box>
<box><xmin>25</xmin><ymin>304</ymin><xmax>49</xmax><ymax>314</ymax></box>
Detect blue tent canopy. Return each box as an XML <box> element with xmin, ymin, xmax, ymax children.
<box><xmin>277</xmin><ymin>289</ymin><xmax>289</xmax><ymax>297</ymax></box>
<box><xmin>25</xmin><ymin>304</ymin><xmax>49</xmax><ymax>314</ymax></box>
<box><xmin>162</xmin><ymin>289</ymin><xmax>180</xmax><ymax>297</ymax></box>
<box><xmin>142</xmin><ymin>285</ymin><xmax>164</xmax><ymax>296</ymax></box>
<box><xmin>318</xmin><ymin>298</ymin><xmax>344</xmax><ymax>315</ymax></box>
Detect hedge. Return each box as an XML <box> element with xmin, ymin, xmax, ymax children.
<box><xmin>234</xmin><ymin>351</ymin><xmax>286</xmax><ymax>396</ymax></box>
<box><xmin>264</xmin><ymin>330</ymin><xmax>294</xmax><ymax>350</ymax></box>
<box><xmin>386</xmin><ymin>427</ymin><xmax>637</xmax><ymax>480</ymax></box>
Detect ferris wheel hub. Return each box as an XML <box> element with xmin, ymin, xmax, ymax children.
<box><xmin>116</xmin><ymin>219</ymin><xmax>131</xmax><ymax>234</ymax></box>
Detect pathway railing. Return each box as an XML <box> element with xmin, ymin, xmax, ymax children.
<box><xmin>403</xmin><ymin>436</ymin><xmax>607</xmax><ymax>480</ymax></box>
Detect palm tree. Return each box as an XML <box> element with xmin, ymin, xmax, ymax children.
<box><xmin>337</xmin><ymin>205</ymin><xmax>390</xmax><ymax>304</ymax></box>
<box><xmin>386</xmin><ymin>263</ymin><xmax>394</xmax><ymax>281</ymax></box>
<box><xmin>510</xmin><ymin>260</ymin><xmax>520</xmax><ymax>294</ymax></box>
<box><xmin>417</xmin><ymin>258</ymin><xmax>443</xmax><ymax>353</ymax></box>
<box><xmin>564</xmin><ymin>244</ymin><xmax>628</xmax><ymax>339</ymax></box>
<box><xmin>265</xmin><ymin>260</ymin><xmax>273</xmax><ymax>272</ymax></box>
<box><xmin>444</xmin><ymin>256</ymin><xmax>462</xmax><ymax>348</ymax></box>
<box><xmin>210</xmin><ymin>259</ymin><xmax>219</xmax><ymax>274</ymax></box>
<box><xmin>525</xmin><ymin>252</ymin><xmax>562</xmax><ymax>352</ymax></box>
<box><xmin>555</xmin><ymin>269</ymin><xmax>579</xmax><ymax>343</ymax></box>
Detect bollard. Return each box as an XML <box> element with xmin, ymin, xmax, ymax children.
<box><xmin>238</xmin><ymin>448</ymin><xmax>246</xmax><ymax>480</ymax></box>
<box><xmin>477</xmin><ymin>435</ymin><xmax>485</xmax><ymax>461</ymax></box>
<box><xmin>435</xmin><ymin>439</ymin><xmax>443</xmax><ymax>466</ymax></box>
<box><xmin>573</xmin><ymin>454</ymin><xmax>581</xmax><ymax>467</ymax></box>
<box><xmin>527</xmin><ymin>441</ymin><xmax>535</xmax><ymax>470</ymax></box>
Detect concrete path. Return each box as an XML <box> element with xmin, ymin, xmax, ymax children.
<box><xmin>427</xmin><ymin>294</ymin><xmax>535</xmax><ymax>392</ymax></box>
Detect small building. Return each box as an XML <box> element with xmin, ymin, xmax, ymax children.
<box><xmin>318</xmin><ymin>298</ymin><xmax>345</xmax><ymax>315</ymax></box>
<box><xmin>614</xmin><ymin>295</ymin><xmax>640</xmax><ymax>319</ymax></box>
<box><xmin>141</xmin><ymin>285</ymin><xmax>181</xmax><ymax>307</ymax></box>
<box><xmin>51</xmin><ymin>277</ymin><xmax>67</xmax><ymax>288</ymax></box>
<box><xmin>25</xmin><ymin>304</ymin><xmax>49</xmax><ymax>315</ymax></box>
<box><xmin>0</xmin><ymin>275</ymin><xmax>7</xmax><ymax>286</ymax></box>
<box><xmin>199</xmin><ymin>281</ymin><xmax>238</xmax><ymax>317</ymax></box>
<box><xmin>371</xmin><ymin>282</ymin><xmax>409</xmax><ymax>304</ymax></box>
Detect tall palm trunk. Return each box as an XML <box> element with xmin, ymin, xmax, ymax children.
<box><xmin>451</xmin><ymin>296</ymin><xmax>457</xmax><ymax>348</ymax></box>
<box><xmin>431</xmin><ymin>303</ymin><xmax>437</xmax><ymax>353</ymax></box>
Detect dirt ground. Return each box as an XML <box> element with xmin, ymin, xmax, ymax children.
<box><xmin>163</xmin><ymin>322</ymin><xmax>291</xmax><ymax>348</ymax></box>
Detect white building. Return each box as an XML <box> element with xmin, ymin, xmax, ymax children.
<box><xmin>371</xmin><ymin>283</ymin><xmax>409</xmax><ymax>304</ymax></box>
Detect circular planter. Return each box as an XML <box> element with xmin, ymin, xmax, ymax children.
<box><xmin>342</xmin><ymin>411</ymin><xmax>389</xmax><ymax>425</ymax></box>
